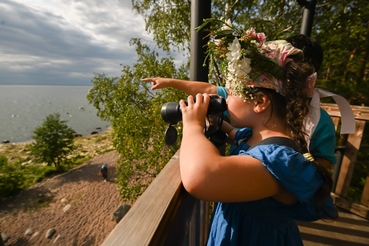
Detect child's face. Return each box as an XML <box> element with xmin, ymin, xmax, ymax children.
<box><xmin>226</xmin><ymin>94</ymin><xmax>255</xmax><ymax>128</ymax></box>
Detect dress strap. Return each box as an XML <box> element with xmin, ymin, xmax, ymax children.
<box><xmin>247</xmin><ymin>137</ymin><xmax>301</xmax><ymax>153</ymax></box>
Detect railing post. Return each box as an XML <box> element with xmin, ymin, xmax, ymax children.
<box><xmin>190</xmin><ymin>0</ymin><xmax>211</xmax><ymax>82</ymax></box>
<box><xmin>300</xmin><ymin>0</ymin><xmax>317</xmax><ymax>37</ymax></box>
<box><xmin>189</xmin><ymin>1</ymin><xmax>211</xmax><ymax>245</ymax></box>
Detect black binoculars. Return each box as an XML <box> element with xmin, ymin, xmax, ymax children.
<box><xmin>161</xmin><ymin>95</ymin><xmax>227</xmax><ymax>146</ymax></box>
<box><xmin>161</xmin><ymin>95</ymin><xmax>227</xmax><ymax>125</ymax></box>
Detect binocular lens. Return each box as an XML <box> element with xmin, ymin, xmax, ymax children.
<box><xmin>161</xmin><ymin>102</ymin><xmax>182</xmax><ymax>125</ymax></box>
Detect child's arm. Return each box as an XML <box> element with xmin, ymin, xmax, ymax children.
<box><xmin>141</xmin><ymin>77</ymin><xmax>217</xmax><ymax>96</ymax></box>
<box><xmin>221</xmin><ymin>121</ymin><xmax>237</xmax><ymax>146</ymax></box>
<box><xmin>179</xmin><ymin>94</ymin><xmax>284</xmax><ymax>202</ymax></box>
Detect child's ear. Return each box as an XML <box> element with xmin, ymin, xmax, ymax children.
<box><xmin>254</xmin><ymin>94</ymin><xmax>270</xmax><ymax>113</ymax></box>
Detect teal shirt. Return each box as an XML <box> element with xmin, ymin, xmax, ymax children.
<box><xmin>309</xmin><ymin>108</ymin><xmax>337</xmax><ymax>164</ymax></box>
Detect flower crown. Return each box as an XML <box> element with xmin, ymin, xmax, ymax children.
<box><xmin>196</xmin><ymin>18</ymin><xmax>303</xmax><ymax>100</ymax></box>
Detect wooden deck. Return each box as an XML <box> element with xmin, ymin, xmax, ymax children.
<box><xmin>297</xmin><ymin>208</ymin><xmax>369</xmax><ymax>246</ymax></box>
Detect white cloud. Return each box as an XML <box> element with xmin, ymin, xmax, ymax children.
<box><xmin>0</xmin><ymin>0</ymin><xmax>150</xmax><ymax>85</ymax></box>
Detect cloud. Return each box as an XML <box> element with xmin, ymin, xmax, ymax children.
<box><xmin>0</xmin><ymin>0</ymin><xmax>152</xmax><ymax>85</ymax></box>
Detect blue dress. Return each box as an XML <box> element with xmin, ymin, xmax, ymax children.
<box><xmin>207</xmin><ymin>128</ymin><xmax>337</xmax><ymax>246</ymax></box>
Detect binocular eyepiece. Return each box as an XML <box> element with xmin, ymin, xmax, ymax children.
<box><xmin>161</xmin><ymin>95</ymin><xmax>227</xmax><ymax>125</ymax></box>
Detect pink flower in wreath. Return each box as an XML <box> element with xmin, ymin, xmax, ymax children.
<box><xmin>245</xmin><ymin>28</ymin><xmax>256</xmax><ymax>38</ymax></box>
<box><xmin>244</xmin><ymin>81</ymin><xmax>258</xmax><ymax>87</ymax></box>
<box><xmin>256</xmin><ymin>33</ymin><xmax>266</xmax><ymax>45</ymax></box>
<box><xmin>278</xmin><ymin>47</ymin><xmax>289</xmax><ymax>67</ymax></box>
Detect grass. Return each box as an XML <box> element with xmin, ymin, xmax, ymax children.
<box><xmin>0</xmin><ymin>129</ymin><xmax>115</xmax><ymax>200</ymax></box>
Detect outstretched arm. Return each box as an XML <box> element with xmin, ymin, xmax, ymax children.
<box><xmin>141</xmin><ymin>77</ymin><xmax>217</xmax><ymax>96</ymax></box>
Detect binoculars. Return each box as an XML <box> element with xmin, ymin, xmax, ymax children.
<box><xmin>161</xmin><ymin>95</ymin><xmax>227</xmax><ymax>125</ymax></box>
<box><xmin>161</xmin><ymin>95</ymin><xmax>227</xmax><ymax>145</ymax></box>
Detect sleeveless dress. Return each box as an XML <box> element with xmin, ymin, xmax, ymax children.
<box><xmin>206</xmin><ymin>128</ymin><xmax>337</xmax><ymax>246</ymax></box>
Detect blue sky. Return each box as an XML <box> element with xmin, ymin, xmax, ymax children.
<box><xmin>0</xmin><ymin>0</ymin><xmax>182</xmax><ymax>86</ymax></box>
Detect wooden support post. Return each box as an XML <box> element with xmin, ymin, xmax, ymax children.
<box><xmin>335</xmin><ymin>120</ymin><xmax>365</xmax><ymax>198</ymax></box>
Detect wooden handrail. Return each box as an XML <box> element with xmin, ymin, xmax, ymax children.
<box><xmin>321</xmin><ymin>103</ymin><xmax>369</xmax><ymax>121</ymax></box>
<box><xmin>101</xmin><ymin>150</ymin><xmax>207</xmax><ymax>245</ymax></box>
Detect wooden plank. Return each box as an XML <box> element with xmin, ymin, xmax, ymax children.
<box><xmin>331</xmin><ymin>117</ymin><xmax>340</xmax><ymax>132</ymax></box>
<box><xmin>101</xmin><ymin>151</ymin><xmax>182</xmax><ymax>246</ymax></box>
<box><xmin>321</xmin><ymin>103</ymin><xmax>369</xmax><ymax>121</ymax></box>
<box><xmin>297</xmin><ymin>207</ymin><xmax>369</xmax><ymax>246</ymax></box>
<box><xmin>360</xmin><ymin>171</ymin><xmax>369</xmax><ymax>206</ymax></box>
<box><xmin>334</xmin><ymin>120</ymin><xmax>366</xmax><ymax>198</ymax></box>
<box><xmin>332</xmin><ymin>193</ymin><xmax>369</xmax><ymax>220</ymax></box>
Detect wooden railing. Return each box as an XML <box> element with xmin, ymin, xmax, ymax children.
<box><xmin>101</xmin><ymin>151</ymin><xmax>209</xmax><ymax>246</ymax></box>
<box><xmin>321</xmin><ymin>103</ymin><xmax>369</xmax><ymax>219</ymax></box>
<box><xmin>102</xmin><ymin>103</ymin><xmax>369</xmax><ymax>245</ymax></box>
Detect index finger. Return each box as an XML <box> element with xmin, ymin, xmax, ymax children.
<box><xmin>141</xmin><ymin>78</ymin><xmax>155</xmax><ymax>82</ymax></box>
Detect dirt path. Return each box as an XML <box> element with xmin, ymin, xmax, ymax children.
<box><xmin>0</xmin><ymin>150</ymin><xmax>129</xmax><ymax>246</ymax></box>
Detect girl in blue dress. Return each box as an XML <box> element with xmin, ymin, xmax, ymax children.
<box><xmin>178</xmin><ymin>34</ymin><xmax>337</xmax><ymax>245</ymax></box>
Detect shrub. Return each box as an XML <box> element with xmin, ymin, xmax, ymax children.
<box><xmin>0</xmin><ymin>155</ymin><xmax>26</xmax><ymax>198</ymax></box>
<box><xmin>29</xmin><ymin>113</ymin><xmax>76</xmax><ymax>168</ymax></box>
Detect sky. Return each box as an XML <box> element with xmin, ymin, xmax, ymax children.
<box><xmin>0</xmin><ymin>0</ymin><xmax>180</xmax><ymax>86</ymax></box>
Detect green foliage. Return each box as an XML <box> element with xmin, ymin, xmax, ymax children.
<box><xmin>312</xmin><ymin>0</ymin><xmax>369</xmax><ymax>105</ymax></box>
<box><xmin>132</xmin><ymin>0</ymin><xmax>191</xmax><ymax>52</ymax></box>
<box><xmin>29</xmin><ymin>113</ymin><xmax>76</xmax><ymax>168</ymax></box>
<box><xmin>87</xmin><ymin>39</ymin><xmax>188</xmax><ymax>201</ymax></box>
<box><xmin>0</xmin><ymin>156</ymin><xmax>26</xmax><ymax>197</ymax></box>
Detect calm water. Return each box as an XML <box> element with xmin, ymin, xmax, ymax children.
<box><xmin>0</xmin><ymin>85</ymin><xmax>110</xmax><ymax>144</ymax></box>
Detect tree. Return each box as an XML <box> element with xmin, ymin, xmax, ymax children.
<box><xmin>29</xmin><ymin>113</ymin><xmax>75</xmax><ymax>168</ymax></box>
<box><xmin>87</xmin><ymin>39</ymin><xmax>187</xmax><ymax>200</ymax></box>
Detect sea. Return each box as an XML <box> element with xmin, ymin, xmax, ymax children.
<box><xmin>0</xmin><ymin>85</ymin><xmax>111</xmax><ymax>144</ymax></box>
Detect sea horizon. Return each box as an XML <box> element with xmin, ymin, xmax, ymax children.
<box><xmin>0</xmin><ymin>85</ymin><xmax>111</xmax><ymax>144</ymax></box>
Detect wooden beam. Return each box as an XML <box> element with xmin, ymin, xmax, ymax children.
<box><xmin>331</xmin><ymin>116</ymin><xmax>340</xmax><ymax>132</ymax></box>
<box><xmin>360</xmin><ymin>171</ymin><xmax>369</xmax><ymax>206</ymax></box>
<box><xmin>321</xmin><ymin>103</ymin><xmax>369</xmax><ymax>121</ymax></box>
<box><xmin>335</xmin><ymin>120</ymin><xmax>366</xmax><ymax>198</ymax></box>
<box><xmin>332</xmin><ymin>193</ymin><xmax>369</xmax><ymax>220</ymax></box>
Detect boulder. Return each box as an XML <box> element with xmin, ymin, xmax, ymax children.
<box><xmin>53</xmin><ymin>234</ymin><xmax>62</xmax><ymax>243</ymax></box>
<box><xmin>46</xmin><ymin>228</ymin><xmax>56</xmax><ymax>239</ymax></box>
<box><xmin>72</xmin><ymin>133</ymin><xmax>82</xmax><ymax>137</ymax></box>
<box><xmin>1</xmin><ymin>140</ymin><xmax>10</xmax><ymax>144</ymax></box>
<box><xmin>90</xmin><ymin>131</ymin><xmax>98</xmax><ymax>135</ymax></box>
<box><xmin>113</xmin><ymin>204</ymin><xmax>131</xmax><ymax>223</ymax></box>
<box><xmin>0</xmin><ymin>233</ymin><xmax>9</xmax><ymax>246</ymax></box>
<box><xmin>31</xmin><ymin>231</ymin><xmax>40</xmax><ymax>239</ymax></box>
<box><xmin>1</xmin><ymin>233</ymin><xmax>9</xmax><ymax>243</ymax></box>
<box><xmin>62</xmin><ymin>204</ymin><xmax>71</xmax><ymax>213</ymax></box>
<box><xmin>25</xmin><ymin>227</ymin><xmax>33</xmax><ymax>236</ymax></box>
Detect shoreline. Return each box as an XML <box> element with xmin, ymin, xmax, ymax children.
<box><xmin>0</xmin><ymin>126</ymin><xmax>113</xmax><ymax>147</ymax></box>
